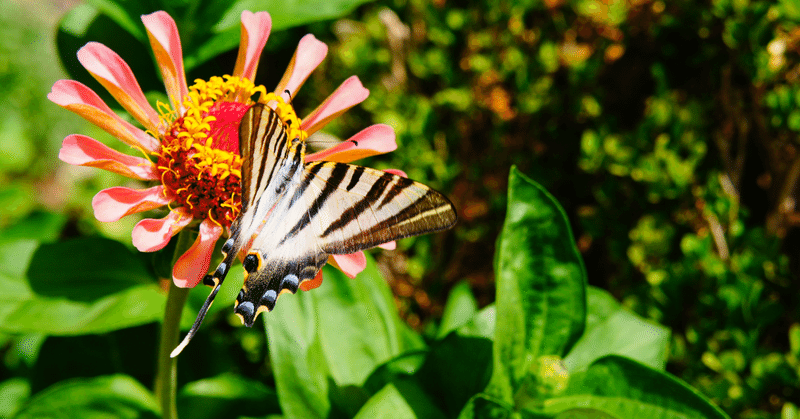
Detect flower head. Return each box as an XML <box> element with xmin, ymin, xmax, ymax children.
<box><xmin>52</xmin><ymin>10</ymin><xmax>399</xmax><ymax>289</ymax></box>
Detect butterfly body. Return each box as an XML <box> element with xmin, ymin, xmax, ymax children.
<box><xmin>171</xmin><ymin>103</ymin><xmax>456</xmax><ymax>357</ymax></box>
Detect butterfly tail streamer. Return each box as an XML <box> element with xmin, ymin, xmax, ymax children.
<box><xmin>170</xmin><ymin>280</ymin><xmax>221</xmax><ymax>358</ymax></box>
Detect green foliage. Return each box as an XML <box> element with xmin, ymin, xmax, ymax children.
<box><xmin>2</xmin><ymin>0</ymin><xmax>798</xmax><ymax>417</ymax></box>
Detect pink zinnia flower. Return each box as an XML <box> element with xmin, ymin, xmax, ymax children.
<box><xmin>51</xmin><ymin>10</ymin><xmax>399</xmax><ymax>290</ymax></box>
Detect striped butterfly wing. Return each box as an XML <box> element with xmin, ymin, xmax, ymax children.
<box><xmin>233</xmin><ymin>160</ymin><xmax>456</xmax><ymax>326</ymax></box>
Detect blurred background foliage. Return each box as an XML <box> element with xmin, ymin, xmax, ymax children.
<box><xmin>2</xmin><ymin>0</ymin><xmax>800</xmax><ymax>418</ymax></box>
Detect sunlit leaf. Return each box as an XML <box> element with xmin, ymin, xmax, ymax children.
<box><xmin>564</xmin><ymin>286</ymin><xmax>670</xmax><ymax>372</ymax></box>
<box><xmin>266</xmin><ymin>255</ymin><xmax>424</xmax><ymax>418</ymax></box>
<box><xmin>178</xmin><ymin>373</ymin><xmax>279</xmax><ymax>419</ymax></box>
<box><xmin>488</xmin><ymin>166</ymin><xmax>587</xmax><ymax>402</ymax></box>
<box><xmin>541</xmin><ymin>356</ymin><xmax>730</xmax><ymax>419</ymax></box>
<box><xmin>14</xmin><ymin>375</ymin><xmax>159</xmax><ymax>419</ymax></box>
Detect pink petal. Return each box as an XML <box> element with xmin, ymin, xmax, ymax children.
<box><xmin>299</xmin><ymin>269</ymin><xmax>324</xmax><ymax>292</ymax></box>
<box><xmin>59</xmin><ymin>134</ymin><xmax>158</xmax><ymax>180</ymax></box>
<box><xmin>142</xmin><ymin>11</ymin><xmax>189</xmax><ymax>110</ymax></box>
<box><xmin>78</xmin><ymin>42</ymin><xmax>161</xmax><ymax>133</ymax></box>
<box><xmin>232</xmin><ymin>11</ymin><xmax>272</xmax><ymax>86</ymax></box>
<box><xmin>383</xmin><ymin>168</ymin><xmax>407</xmax><ymax>178</ymax></box>
<box><xmin>172</xmin><ymin>219</ymin><xmax>223</xmax><ymax>288</ymax></box>
<box><xmin>92</xmin><ymin>185</ymin><xmax>170</xmax><ymax>222</ymax></box>
<box><xmin>331</xmin><ymin>252</ymin><xmax>367</xmax><ymax>279</ymax></box>
<box><xmin>131</xmin><ymin>208</ymin><xmax>192</xmax><ymax>252</ymax></box>
<box><xmin>275</xmin><ymin>34</ymin><xmax>328</xmax><ymax>101</ymax></box>
<box><xmin>49</xmin><ymin>80</ymin><xmax>159</xmax><ymax>152</ymax></box>
<box><xmin>301</xmin><ymin>76</ymin><xmax>369</xmax><ymax>135</ymax></box>
<box><xmin>378</xmin><ymin>241</ymin><xmax>397</xmax><ymax>250</ymax></box>
<box><xmin>306</xmin><ymin>124</ymin><xmax>397</xmax><ymax>163</ymax></box>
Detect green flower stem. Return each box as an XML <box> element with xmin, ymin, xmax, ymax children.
<box><xmin>154</xmin><ymin>230</ymin><xmax>195</xmax><ymax>419</ymax></box>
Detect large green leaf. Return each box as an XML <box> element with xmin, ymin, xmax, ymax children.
<box><xmin>266</xmin><ymin>255</ymin><xmax>424</xmax><ymax>419</ymax></box>
<box><xmin>0</xmin><ymin>237</ymin><xmax>167</xmax><ymax>335</ymax></box>
<box><xmin>27</xmin><ymin>237</ymin><xmax>152</xmax><ymax>301</ymax></box>
<box><xmin>488</xmin><ymin>166</ymin><xmax>587</xmax><ymax>402</ymax></box>
<box><xmin>564</xmin><ymin>287</ymin><xmax>670</xmax><ymax>372</ymax></box>
<box><xmin>540</xmin><ymin>356</ymin><xmax>730</xmax><ymax>419</ymax></box>
<box><xmin>13</xmin><ymin>375</ymin><xmax>159</xmax><ymax>419</ymax></box>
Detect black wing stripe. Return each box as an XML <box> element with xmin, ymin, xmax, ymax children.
<box><xmin>288</xmin><ymin>161</ymin><xmax>324</xmax><ymax>209</ymax></box>
<box><xmin>282</xmin><ymin>163</ymin><xmax>351</xmax><ymax>243</ymax></box>
<box><xmin>377</xmin><ymin>176</ymin><xmax>415</xmax><ymax>210</ymax></box>
<box><xmin>346</xmin><ymin>166</ymin><xmax>365</xmax><ymax>191</ymax></box>
<box><xmin>321</xmin><ymin>170</ymin><xmax>394</xmax><ymax>237</ymax></box>
<box><xmin>254</xmin><ymin>112</ymin><xmax>282</xmax><ymax>199</ymax></box>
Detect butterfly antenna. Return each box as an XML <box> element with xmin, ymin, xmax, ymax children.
<box><xmin>284</xmin><ymin>89</ymin><xmax>293</xmax><ymax>103</ymax></box>
<box><xmin>170</xmin><ymin>277</ymin><xmax>221</xmax><ymax>357</ymax></box>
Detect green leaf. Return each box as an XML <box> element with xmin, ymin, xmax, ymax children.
<box><xmin>0</xmin><ymin>238</ymin><xmax>166</xmax><ymax>335</ymax></box>
<box><xmin>488</xmin><ymin>166</ymin><xmax>587</xmax><ymax>402</ymax></box>
<box><xmin>178</xmin><ymin>373</ymin><xmax>280</xmax><ymax>419</ymax></box>
<box><xmin>564</xmin><ymin>286</ymin><xmax>670</xmax><ymax>372</ymax></box>
<box><xmin>355</xmin><ymin>380</ymin><xmax>446</xmax><ymax>419</ymax></box>
<box><xmin>27</xmin><ymin>237</ymin><xmax>152</xmax><ymax>302</ymax></box>
<box><xmin>0</xmin><ymin>378</ymin><xmax>30</xmax><ymax>418</ymax></box>
<box><xmin>416</xmin><ymin>334</ymin><xmax>493</xmax><ymax>416</ymax></box>
<box><xmin>363</xmin><ymin>351</ymin><xmax>428</xmax><ymax>394</ymax></box>
<box><xmin>456</xmin><ymin>304</ymin><xmax>495</xmax><ymax>340</ymax></box>
<box><xmin>541</xmin><ymin>356</ymin><xmax>730</xmax><ymax>419</ymax></box>
<box><xmin>14</xmin><ymin>375</ymin><xmax>159</xmax><ymax>419</ymax></box>
<box><xmin>354</xmin><ymin>383</ymin><xmax>419</xmax><ymax>419</ymax></box>
<box><xmin>266</xmin><ymin>255</ymin><xmax>424</xmax><ymax>419</ymax></box>
<box><xmin>457</xmin><ymin>393</ymin><xmax>515</xmax><ymax>419</ymax></box>
<box><xmin>438</xmin><ymin>281</ymin><xmax>478</xmax><ymax>339</ymax></box>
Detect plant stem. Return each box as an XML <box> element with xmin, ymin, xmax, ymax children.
<box><xmin>154</xmin><ymin>230</ymin><xmax>194</xmax><ymax>419</ymax></box>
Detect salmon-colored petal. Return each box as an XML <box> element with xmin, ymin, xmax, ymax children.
<box><xmin>49</xmin><ymin>80</ymin><xmax>159</xmax><ymax>152</ymax></box>
<box><xmin>383</xmin><ymin>168</ymin><xmax>407</xmax><ymax>178</ymax></box>
<box><xmin>299</xmin><ymin>269</ymin><xmax>324</xmax><ymax>292</ymax></box>
<box><xmin>59</xmin><ymin>134</ymin><xmax>158</xmax><ymax>180</ymax></box>
<box><xmin>306</xmin><ymin>124</ymin><xmax>397</xmax><ymax>163</ymax></box>
<box><xmin>78</xmin><ymin>42</ymin><xmax>161</xmax><ymax>133</ymax></box>
<box><xmin>275</xmin><ymin>34</ymin><xmax>328</xmax><ymax>101</ymax></box>
<box><xmin>142</xmin><ymin>11</ymin><xmax>189</xmax><ymax>111</ymax></box>
<box><xmin>232</xmin><ymin>11</ymin><xmax>272</xmax><ymax>90</ymax></box>
<box><xmin>301</xmin><ymin>76</ymin><xmax>369</xmax><ymax>135</ymax></box>
<box><xmin>330</xmin><ymin>252</ymin><xmax>367</xmax><ymax>279</ymax></box>
<box><xmin>377</xmin><ymin>241</ymin><xmax>397</xmax><ymax>250</ymax></box>
<box><xmin>131</xmin><ymin>208</ymin><xmax>192</xmax><ymax>252</ymax></box>
<box><xmin>92</xmin><ymin>185</ymin><xmax>170</xmax><ymax>222</ymax></box>
<box><xmin>172</xmin><ymin>219</ymin><xmax>223</xmax><ymax>288</ymax></box>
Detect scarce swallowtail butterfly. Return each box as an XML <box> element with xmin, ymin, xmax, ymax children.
<box><xmin>171</xmin><ymin>103</ymin><xmax>457</xmax><ymax>357</ymax></box>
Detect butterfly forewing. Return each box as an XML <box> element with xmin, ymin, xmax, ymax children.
<box><xmin>297</xmin><ymin>161</ymin><xmax>457</xmax><ymax>254</ymax></box>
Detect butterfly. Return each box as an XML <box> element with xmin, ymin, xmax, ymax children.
<box><xmin>171</xmin><ymin>103</ymin><xmax>457</xmax><ymax>357</ymax></box>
